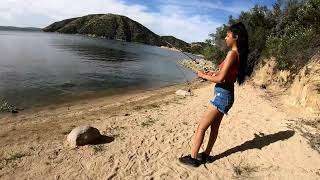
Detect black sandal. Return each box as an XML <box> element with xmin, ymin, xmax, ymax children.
<box><xmin>178</xmin><ymin>155</ymin><xmax>201</xmax><ymax>167</ymax></box>
<box><xmin>198</xmin><ymin>152</ymin><xmax>210</xmax><ymax>163</ymax></box>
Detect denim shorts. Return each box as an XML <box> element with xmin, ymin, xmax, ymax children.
<box><xmin>210</xmin><ymin>84</ymin><xmax>234</xmax><ymax>115</ymax></box>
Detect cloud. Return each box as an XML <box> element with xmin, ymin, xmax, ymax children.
<box><xmin>147</xmin><ymin>6</ymin><xmax>220</xmax><ymax>42</ymax></box>
<box><xmin>0</xmin><ymin>0</ymin><xmax>230</xmax><ymax>42</ymax></box>
<box><xmin>155</xmin><ymin>0</ymin><xmax>250</xmax><ymax>14</ymax></box>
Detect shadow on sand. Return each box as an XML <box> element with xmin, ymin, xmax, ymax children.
<box><xmin>90</xmin><ymin>135</ymin><xmax>115</xmax><ymax>145</ymax></box>
<box><xmin>207</xmin><ymin>130</ymin><xmax>295</xmax><ymax>163</ymax></box>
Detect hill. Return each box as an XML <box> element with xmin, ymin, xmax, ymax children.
<box><xmin>43</xmin><ymin>14</ymin><xmax>190</xmax><ymax>49</ymax></box>
<box><xmin>0</xmin><ymin>26</ymin><xmax>41</xmax><ymax>31</ymax></box>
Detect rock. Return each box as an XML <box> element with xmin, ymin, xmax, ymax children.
<box><xmin>252</xmin><ymin>54</ymin><xmax>320</xmax><ymax>114</ymax></box>
<box><xmin>276</xmin><ymin>69</ymin><xmax>290</xmax><ymax>83</ymax></box>
<box><xmin>67</xmin><ymin>126</ymin><xmax>101</xmax><ymax>147</ymax></box>
<box><xmin>175</xmin><ymin>89</ymin><xmax>192</xmax><ymax>97</ymax></box>
<box><xmin>287</xmin><ymin>55</ymin><xmax>320</xmax><ymax>113</ymax></box>
<box><xmin>252</xmin><ymin>57</ymin><xmax>277</xmax><ymax>87</ymax></box>
<box><xmin>178</xmin><ymin>59</ymin><xmax>216</xmax><ymax>72</ymax></box>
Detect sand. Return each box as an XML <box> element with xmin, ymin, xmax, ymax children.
<box><xmin>0</xmin><ymin>79</ymin><xmax>319</xmax><ymax>180</ymax></box>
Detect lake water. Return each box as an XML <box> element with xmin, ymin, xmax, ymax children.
<box><xmin>0</xmin><ymin>31</ymin><xmax>197</xmax><ymax>109</ymax></box>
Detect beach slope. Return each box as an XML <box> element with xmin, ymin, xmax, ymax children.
<box><xmin>0</xmin><ymin>81</ymin><xmax>319</xmax><ymax>179</ymax></box>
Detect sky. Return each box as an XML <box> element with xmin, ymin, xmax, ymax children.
<box><xmin>0</xmin><ymin>0</ymin><xmax>277</xmax><ymax>42</ymax></box>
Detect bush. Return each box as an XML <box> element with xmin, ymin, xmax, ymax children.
<box><xmin>202</xmin><ymin>45</ymin><xmax>226</xmax><ymax>65</ymax></box>
<box><xmin>266</xmin><ymin>20</ymin><xmax>315</xmax><ymax>70</ymax></box>
<box><xmin>297</xmin><ymin>0</ymin><xmax>320</xmax><ymax>32</ymax></box>
<box><xmin>206</xmin><ymin>0</ymin><xmax>320</xmax><ymax>73</ymax></box>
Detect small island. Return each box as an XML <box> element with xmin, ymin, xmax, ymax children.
<box><xmin>43</xmin><ymin>13</ymin><xmax>190</xmax><ymax>51</ymax></box>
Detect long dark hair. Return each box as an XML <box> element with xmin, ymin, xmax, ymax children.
<box><xmin>227</xmin><ymin>22</ymin><xmax>249</xmax><ymax>85</ymax></box>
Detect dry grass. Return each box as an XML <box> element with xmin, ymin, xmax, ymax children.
<box><xmin>0</xmin><ymin>152</ymin><xmax>29</xmax><ymax>169</ymax></box>
<box><xmin>141</xmin><ymin>116</ymin><xmax>159</xmax><ymax>127</ymax></box>
<box><xmin>287</xmin><ymin>118</ymin><xmax>320</xmax><ymax>153</ymax></box>
<box><xmin>232</xmin><ymin>160</ymin><xmax>259</xmax><ymax>178</ymax></box>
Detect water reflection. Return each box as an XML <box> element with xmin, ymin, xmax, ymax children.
<box><xmin>0</xmin><ymin>31</ymin><xmax>196</xmax><ymax>109</ymax></box>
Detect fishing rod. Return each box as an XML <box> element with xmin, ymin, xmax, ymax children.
<box><xmin>163</xmin><ymin>40</ymin><xmax>199</xmax><ymax>64</ymax></box>
<box><xmin>163</xmin><ymin>41</ymin><xmax>207</xmax><ymax>92</ymax></box>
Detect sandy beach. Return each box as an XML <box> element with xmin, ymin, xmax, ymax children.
<box><xmin>0</xmin><ymin>79</ymin><xmax>319</xmax><ymax>179</ymax></box>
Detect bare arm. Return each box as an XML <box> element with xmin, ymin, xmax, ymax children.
<box><xmin>198</xmin><ymin>51</ymin><xmax>237</xmax><ymax>83</ymax></box>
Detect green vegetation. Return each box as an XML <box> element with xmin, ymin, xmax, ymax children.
<box><xmin>0</xmin><ymin>152</ymin><xmax>29</xmax><ymax>169</ymax></box>
<box><xmin>0</xmin><ymin>100</ymin><xmax>17</xmax><ymax>113</ymax></box>
<box><xmin>91</xmin><ymin>144</ymin><xmax>104</xmax><ymax>154</ymax></box>
<box><xmin>161</xmin><ymin>36</ymin><xmax>190</xmax><ymax>51</ymax></box>
<box><xmin>194</xmin><ymin>0</ymin><xmax>320</xmax><ymax>71</ymax></box>
<box><xmin>141</xmin><ymin>116</ymin><xmax>159</xmax><ymax>127</ymax></box>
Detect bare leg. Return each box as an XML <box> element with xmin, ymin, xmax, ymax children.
<box><xmin>191</xmin><ymin>104</ymin><xmax>224</xmax><ymax>158</ymax></box>
<box><xmin>204</xmin><ymin>115</ymin><xmax>223</xmax><ymax>154</ymax></box>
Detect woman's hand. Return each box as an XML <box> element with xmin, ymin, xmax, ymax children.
<box><xmin>197</xmin><ymin>70</ymin><xmax>206</xmax><ymax>79</ymax></box>
<box><xmin>206</xmin><ymin>70</ymin><xmax>217</xmax><ymax>76</ymax></box>
<box><xmin>206</xmin><ymin>71</ymin><xmax>213</xmax><ymax>76</ymax></box>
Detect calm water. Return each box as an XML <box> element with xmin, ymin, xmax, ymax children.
<box><xmin>0</xmin><ymin>31</ymin><xmax>197</xmax><ymax>108</ymax></box>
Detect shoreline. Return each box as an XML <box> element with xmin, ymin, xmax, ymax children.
<box><xmin>0</xmin><ymin>78</ymin><xmax>205</xmax><ymax>119</ymax></box>
<box><xmin>1</xmin><ymin>78</ymin><xmax>199</xmax><ymax>116</ymax></box>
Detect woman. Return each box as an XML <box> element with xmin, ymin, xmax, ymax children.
<box><xmin>179</xmin><ymin>22</ymin><xmax>249</xmax><ymax>167</ymax></box>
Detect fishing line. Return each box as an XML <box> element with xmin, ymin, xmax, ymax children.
<box><xmin>163</xmin><ymin>40</ymin><xmax>199</xmax><ymax>63</ymax></box>
<box><xmin>163</xmin><ymin>41</ymin><xmax>205</xmax><ymax>92</ymax></box>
